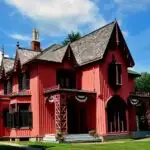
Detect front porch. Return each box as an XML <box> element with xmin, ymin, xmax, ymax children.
<box><xmin>44</xmin><ymin>85</ymin><xmax>96</xmax><ymax>135</ymax></box>
<box><xmin>128</xmin><ymin>91</ymin><xmax>150</xmax><ymax>139</ymax></box>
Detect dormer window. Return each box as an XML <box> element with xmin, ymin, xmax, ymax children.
<box><xmin>18</xmin><ymin>72</ymin><xmax>30</xmax><ymax>91</ymax></box>
<box><xmin>4</xmin><ymin>78</ymin><xmax>13</xmax><ymax>95</ymax></box>
<box><xmin>108</xmin><ymin>62</ymin><xmax>122</xmax><ymax>89</ymax></box>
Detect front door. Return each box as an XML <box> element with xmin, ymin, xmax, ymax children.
<box><xmin>67</xmin><ymin>100</ymin><xmax>88</xmax><ymax>134</ymax></box>
<box><xmin>136</xmin><ymin>104</ymin><xmax>149</xmax><ymax>131</ymax></box>
<box><xmin>67</xmin><ymin>100</ymin><xmax>78</xmax><ymax>134</ymax></box>
<box><xmin>79</xmin><ymin>107</ymin><xmax>88</xmax><ymax>133</ymax></box>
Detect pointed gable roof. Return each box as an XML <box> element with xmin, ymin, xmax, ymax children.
<box><xmin>36</xmin><ymin>20</ymin><xmax>134</xmax><ymax>67</ymax></box>
<box><xmin>3</xmin><ymin>57</ymin><xmax>14</xmax><ymax>73</ymax></box>
<box><xmin>36</xmin><ymin>21</ymin><xmax>116</xmax><ymax>66</ymax></box>
<box><xmin>0</xmin><ymin>20</ymin><xmax>135</xmax><ymax>75</ymax></box>
<box><xmin>36</xmin><ymin>44</ymin><xmax>64</xmax><ymax>62</ymax></box>
<box><xmin>17</xmin><ymin>47</ymin><xmax>41</xmax><ymax>65</ymax></box>
<box><xmin>70</xmin><ymin>21</ymin><xmax>115</xmax><ymax>66</ymax></box>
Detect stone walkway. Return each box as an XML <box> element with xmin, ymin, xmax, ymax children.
<box><xmin>0</xmin><ymin>142</ymin><xmax>43</xmax><ymax>150</ymax></box>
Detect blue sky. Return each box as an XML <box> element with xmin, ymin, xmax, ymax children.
<box><xmin>0</xmin><ymin>0</ymin><xmax>150</xmax><ymax>72</ymax></box>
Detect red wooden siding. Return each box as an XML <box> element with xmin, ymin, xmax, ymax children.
<box><xmin>0</xmin><ymin>46</ymin><xmax>136</xmax><ymax>138</ymax></box>
<box><xmin>38</xmin><ymin>63</ymin><xmax>56</xmax><ymax>136</ymax></box>
<box><xmin>30</xmin><ymin>65</ymin><xmax>40</xmax><ymax>137</ymax></box>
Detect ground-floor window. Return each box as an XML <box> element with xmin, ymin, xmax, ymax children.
<box><xmin>3</xmin><ymin>109</ymin><xmax>10</xmax><ymax>128</ymax></box>
<box><xmin>107</xmin><ymin>96</ymin><xmax>127</xmax><ymax>133</ymax></box>
<box><xmin>3</xmin><ymin>103</ymin><xmax>32</xmax><ymax>129</ymax></box>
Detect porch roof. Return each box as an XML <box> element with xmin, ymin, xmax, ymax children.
<box><xmin>44</xmin><ymin>86</ymin><xmax>96</xmax><ymax>96</ymax></box>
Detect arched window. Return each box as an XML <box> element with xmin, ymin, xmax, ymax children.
<box><xmin>106</xmin><ymin>96</ymin><xmax>127</xmax><ymax>133</ymax></box>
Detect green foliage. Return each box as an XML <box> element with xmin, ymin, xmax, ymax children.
<box><xmin>62</xmin><ymin>31</ymin><xmax>81</xmax><ymax>46</ymax></box>
<box><xmin>135</xmin><ymin>72</ymin><xmax>150</xmax><ymax>91</ymax></box>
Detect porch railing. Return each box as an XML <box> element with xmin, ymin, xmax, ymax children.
<box><xmin>130</xmin><ymin>91</ymin><xmax>150</xmax><ymax>97</ymax></box>
<box><xmin>9</xmin><ymin>90</ymin><xmax>31</xmax><ymax>97</ymax></box>
<box><xmin>44</xmin><ymin>84</ymin><xmax>60</xmax><ymax>93</ymax></box>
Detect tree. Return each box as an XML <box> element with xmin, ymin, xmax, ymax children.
<box><xmin>135</xmin><ymin>72</ymin><xmax>150</xmax><ymax>91</ymax></box>
<box><xmin>62</xmin><ymin>31</ymin><xmax>81</xmax><ymax>46</ymax></box>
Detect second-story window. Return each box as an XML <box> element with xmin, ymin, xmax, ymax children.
<box><xmin>108</xmin><ymin>62</ymin><xmax>122</xmax><ymax>89</ymax></box>
<box><xmin>18</xmin><ymin>72</ymin><xmax>30</xmax><ymax>91</ymax></box>
<box><xmin>57</xmin><ymin>69</ymin><xmax>76</xmax><ymax>89</ymax></box>
<box><xmin>4</xmin><ymin>78</ymin><xmax>13</xmax><ymax>95</ymax></box>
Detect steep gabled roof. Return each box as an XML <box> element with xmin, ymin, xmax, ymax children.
<box><xmin>36</xmin><ymin>21</ymin><xmax>116</xmax><ymax>65</ymax></box>
<box><xmin>1</xmin><ymin>20</ymin><xmax>135</xmax><ymax>75</ymax></box>
<box><xmin>36</xmin><ymin>21</ymin><xmax>134</xmax><ymax>67</ymax></box>
<box><xmin>70</xmin><ymin>21</ymin><xmax>116</xmax><ymax>66</ymax></box>
<box><xmin>3</xmin><ymin>57</ymin><xmax>14</xmax><ymax>73</ymax></box>
<box><xmin>17</xmin><ymin>47</ymin><xmax>41</xmax><ymax>65</ymax></box>
<box><xmin>36</xmin><ymin>44</ymin><xmax>64</xmax><ymax>62</ymax></box>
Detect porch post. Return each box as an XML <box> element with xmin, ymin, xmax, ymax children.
<box><xmin>60</xmin><ymin>93</ymin><xmax>67</xmax><ymax>134</ymax></box>
<box><xmin>126</xmin><ymin>110</ymin><xmax>129</xmax><ymax>132</ymax></box>
<box><xmin>54</xmin><ymin>94</ymin><xmax>67</xmax><ymax>134</ymax></box>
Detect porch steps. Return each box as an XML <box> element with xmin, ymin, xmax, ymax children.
<box><xmin>43</xmin><ymin>134</ymin><xmax>102</xmax><ymax>143</ymax></box>
<box><xmin>43</xmin><ymin>134</ymin><xmax>57</xmax><ymax>142</ymax></box>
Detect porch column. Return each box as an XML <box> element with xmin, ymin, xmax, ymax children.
<box><xmin>54</xmin><ymin>94</ymin><xmax>67</xmax><ymax>134</ymax></box>
<box><xmin>126</xmin><ymin>110</ymin><xmax>129</xmax><ymax>131</ymax></box>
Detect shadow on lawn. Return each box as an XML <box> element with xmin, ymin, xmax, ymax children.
<box><xmin>0</xmin><ymin>145</ymin><xmax>26</xmax><ymax>150</ymax></box>
<box><xmin>27</xmin><ymin>144</ymin><xmax>55</xmax><ymax>150</ymax></box>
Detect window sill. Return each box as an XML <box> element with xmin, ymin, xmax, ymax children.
<box><xmin>19</xmin><ymin>127</ymin><xmax>32</xmax><ymax>130</ymax></box>
<box><xmin>10</xmin><ymin>90</ymin><xmax>31</xmax><ymax>99</ymax></box>
<box><xmin>5</xmin><ymin>127</ymin><xmax>32</xmax><ymax>130</ymax></box>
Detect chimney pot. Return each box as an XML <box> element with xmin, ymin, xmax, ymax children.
<box><xmin>31</xmin><ymin>28</ymin><xmax>41</xmax><ymax>51</ymax></box>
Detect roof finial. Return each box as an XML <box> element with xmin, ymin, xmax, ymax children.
<box><xmin>2</xmin><ymin>44</ymin><xmax>4</xmax><ymax>57</ymax></box>
<box><xmin>32</xmin><ymin>28</ymin><xmax>39</xmax><ymax>41</ymax></box>
<box><xmin>16</xmin><ymin>41</ymin><xmax>20</xmax><ymax>49</ymax></box>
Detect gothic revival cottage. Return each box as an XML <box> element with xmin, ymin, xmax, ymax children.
<box><xmin>0</xmin><ymin>21</ymin><xmax>141</xmax><ymax>141</ymax></box>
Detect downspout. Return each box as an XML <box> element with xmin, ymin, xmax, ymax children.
<box><xmin>93</xmin><ymin>66</ymin><xmax>95</xmax><ymax>92</ymax></box>
<box><xmin>37</xmin><ymin>63</ymin><xmax>40</xmax><ymax>140</ymax></box>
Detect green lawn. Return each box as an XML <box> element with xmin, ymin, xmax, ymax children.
<box><xmin>17</xmin><ymin>139</ymin><xmax>150</xmax><ymax>150</ymax></box>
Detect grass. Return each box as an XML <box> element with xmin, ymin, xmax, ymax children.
<box><xmin>17</xmin><ymin>138</ymin><xmax>150</xmax><ymax>150</ymax></box>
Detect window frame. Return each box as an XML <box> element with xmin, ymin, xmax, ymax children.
<box><xmin>108</xmin><ymin>62</ymin><xmax>122</xmax><ymax>89</ymax></box>
<box><xmin>6</xmin><ymin>104</ymin><xmax>32</xmax><ymax>129</ymax></box>
<box><xmin>4</xmin><ymin>78</ymin><xmax>13</xmax><ymax>95</ymax></box>
<box><xmin>18</xmin><ymin>72</ymin><xmax>30</xmax><ymax>91</ymax></box>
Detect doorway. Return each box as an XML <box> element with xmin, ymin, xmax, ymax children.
<box><xmin>67</xmin><ymin>99</ymin><xmax>88</xmax><ymax>134</ymax></box>
<box><xmin>136</xmin><ymin>103</ymin><xmax>148</xmax><ymax>131</ymax></box>
<box><xmin>107</xmin><ymin>96</ymin><xmax>127</xmax><ymax>133</ymax></box>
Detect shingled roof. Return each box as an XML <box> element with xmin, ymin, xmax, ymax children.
<box><xmin>3</xmin><ymin>57</ymin><xmax>14</xmax><ymax>73</ymax></box>
<box><xmin>36</xmin><ymin>21</ymin><xmax>116</xmax><ymax>65</ymax></box>
<box><xmin>17</xmin><ymin>47</ymin><xmax>41</xmax><ymax>65</ymax></box>
<box><xmin>2</xmin><ymin>20</ymin><xmax>135</xmax><ymax>74</ymax></box>
<box><xmin>36</xmin><ymin>44</ymin><xmax>64</xmax><ymax>62</ymax></box>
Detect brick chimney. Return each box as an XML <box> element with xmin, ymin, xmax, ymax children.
<box><xmin>31</xmin><ymin>28</ymin><xmax>41</xmax><ymax>51</ymax></box>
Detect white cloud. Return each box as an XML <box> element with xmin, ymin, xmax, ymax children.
<box><xmin>4</xmin><ymin>0</ymin><xmax>106</xmax><ymax>36</ymax></box>
<box><xmin>10</xmin><ymin>33</ymin><xmax>31</xmax><ymax>41</ymax></box>
<box><xmin>4</xmin><ymin>54</ymin><xmax>9</xmax><ymax>58</ymax></box>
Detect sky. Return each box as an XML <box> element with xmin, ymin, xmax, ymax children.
<box><xmin>0</xmin><ymin>0</ymin><xmax>150</xmax><ymax>72</ymax></box>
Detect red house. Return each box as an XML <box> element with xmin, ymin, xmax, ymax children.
<box><xmin>0</xmin><ymin>21</ymin><xmax>141</xmax><ymax>142</ymax></box>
